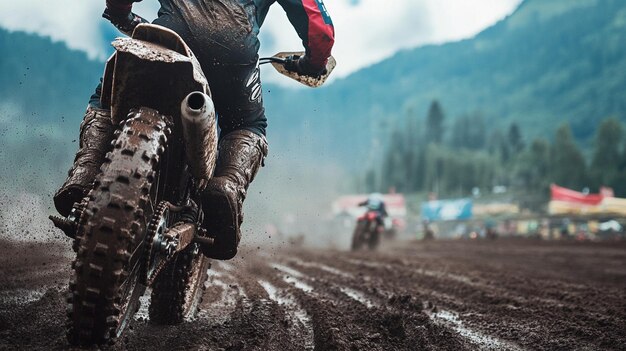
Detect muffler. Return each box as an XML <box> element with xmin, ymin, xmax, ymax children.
<box><xmin>181</xmin><ymin>92</ymin><xmax>218</xmax><ymax>188</ymax></box>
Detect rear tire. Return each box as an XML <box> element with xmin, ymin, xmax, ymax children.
<box><xmin>351</xmin><ymin>221</ymin><xmax>366</xmax><ymax>251</ymax></box>
<box><xmin>368</xmin><ymin>224</ymin><xmax>380</xmax><ymax>250</ymax></box>
<box><xmin>149</xmin><ymin>245</ymin><xmax>209</xmax><ymax>324</ymax></box>
<box><xmin>66</xmin><ymin>108</ymin><xmax>169</xmax><ymax>346</ymax></box>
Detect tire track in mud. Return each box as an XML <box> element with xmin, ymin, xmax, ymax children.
<box><xmin>111</xmin><ymin>262</ymin><xmax>284</xmax><ymax>350</ymax></box>
<box><xmin>319</xmin><ymin>254</ymin><xmax>579</xmax><ymax>350</ymax></box>
<box><xmin>292</xmin><ymin>246</ymin><xmax>624</xmax><ymax>351</ymax></box>
<box><xmin>280</xmin><ymin>256</ymin><xmax>519</xmax><ymax>350</ymax></box>
<box><xmin>262</xmin><ymin>260</ymin><xmax>466</xmax><ymax>350</ymax></box>
<box><xmin>291</xmin><ymin>254</ymin><xmax>526</xmax><ymax>350</ymax></box>
<box><xmin>257</xmin><ymin>280</ymin><xmax>315</xmax><ymax>350</ymax></box>
<box><xmin>214</xmin><ymin>253</ymin><xmax>470</xmax><ymax>350</ymax></box>
<box><xmin>1</xmin><ymin>239</ymin><xmax>625</xmax><ymax>350</ymax></box>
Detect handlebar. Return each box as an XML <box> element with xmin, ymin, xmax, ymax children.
<box><xmin>259</xmin><ymin>57</ymin><xmax>288</xmax><ymax>65</ymax></box>
<box><xmin>259</xmin><ymin>52</ymin><xmax>335</xmax><ymax>88</ymax></box>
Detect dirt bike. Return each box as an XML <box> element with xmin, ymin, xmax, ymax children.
<box><xmin>49</xmin><ymin>23</ymin><xmax>335</xmax><ymax>346</ymax></box>
<box><xmin>351</xmin><ymin>210</ymin><xmax>383</xmax><ymax>251</ymax></box>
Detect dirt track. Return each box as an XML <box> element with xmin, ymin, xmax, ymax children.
<box><xmin>0</xmin><ymin>238</ymin><xmax>625</xmax><ymax>350</ymax></box>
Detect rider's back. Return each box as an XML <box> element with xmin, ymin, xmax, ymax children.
<box><xmin>155</xmin><ymin>0</ymin><xmax>260</xmax><ymax>65</ymax></box>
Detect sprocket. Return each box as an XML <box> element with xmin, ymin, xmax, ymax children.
<box><xmin>144</xmin><ymin>201</ymin><xmax>174</xmax><ymax>285</ymax></box>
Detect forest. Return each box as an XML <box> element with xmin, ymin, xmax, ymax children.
<box><xmin>2</xmin><ymin>0</ymin><xmax>626</xmax><ymax>212</ymax></box>
<box><xmin>364</xmin><ymin>100</ymin><xmax>626</xmax><ymax>207</ymax></box>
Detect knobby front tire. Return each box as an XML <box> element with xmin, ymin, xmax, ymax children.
<box><xmin>66</xmin><ymin>108</ymin><xmax>169</xmax><ymax>346</ymax></box>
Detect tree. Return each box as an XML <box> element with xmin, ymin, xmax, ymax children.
<box><xmin>403</xmin><ymin>108</ymin><xmax>423</xmax><ymax>192</ymax></box>
<box><xmin>550</xmin><ymin>123</ymin><xmax>587</xmax><ymax>189</ymax></box>
<box><xmin>364</xmin><ymin>169</ymin><xmax>377</xmax><ymax>193</ymax></box>
<box><xmin>515</xmin><ymin>138</ymin><xmax>550</xmax><ymax>190</ymax></box>
<box><xmin>451</xmin><ymin>113</ymin><xmax>486</xmax><ymax>150</ymax></box>
<box><xmin>614</xmin><ymin>141</ymin><xmax>626</xmax><ymax>196</ymax></box>
<box><xmin>508</xmin><ymin>122</ymin><xmax>525</xmax><ymax>155</ymax></box>
<box><xmin>487</xmin><ymin>129</ymin><xmax>511</xmax><ymax>168</ymax></box>
<box><xmin>382</xmin><ymin>128</ymin><xmax>408</xmax><ymax>192</ymax></box>
<box><xmin>590</xmin><ymin>117</ymin><xmax>622</xmax><ymax>189</ymax></box>
<box><xmin>425</xmin><ymin>100</ymin><xmax>445</xmax><ymax>145</ymax></box>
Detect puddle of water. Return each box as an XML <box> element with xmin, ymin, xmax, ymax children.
<box><xmin>417</xmin><ymin>269</ymin><xmax>483</xmax><ymax>288</ymax></box>
<box><xmin>198</xmin><ymin>271</ymin><xmax>245</xmax><ymax>320</ymax></box>
<box><xmin>428</xmin><ymin>309</ymin><xmax>522</xmax><ymax>351</ymax></box>
<box><xmin>271</xmin><ymin>263</ymin><xmax>315</xmax><ymax>293</ymax></box>
<box><xmin>344</xmin><ymin>258</ymin><xmax>393</xmax><ymax>270</ymax></box>
<box><xmin>206</xmin><ymin>269</ymin><xmax>224</xmax><ymax>278</ymax></box>
<box><xmin>215</xmin><ymin>261</ymin><xmax>235</xmax><ymax>272</ymax></box>
<box><xmin>0</xmin><ymin>288</ymin><xmax>46</xmax><ymax>305</ymax></box>
<box><xmin>290</xmin><ymin>259</ymin><xmax>353</xmax><ymax>279</ymax></box>
<box><xmin>258</xmin><ymin>280</ymin><xmax>314</xmax><ymax>350</ymax></box>
<box><xmin>208</xmin><ymin>277</ymin><xmax>240</xmax><ymax>305</ymax></box>
<box><xmin>272</xmin><ymin>263</ymin><xmax>305</xmax><ymax>278</ymax></box>
<box><xmin>135</xmin><ymin>293</ymin><xmax>151</xmax><ymax>321</ymax></box>
<box><xmin>135</xmin><ymin>269</ymin><xmax>245</xmax><ymax>323</ymax></box>
<box><xmin>339</xmin><ymin>287</ymin><xmax>377</xmax><ymax>308</ymax></box>
<box><xmin>283</xmin><ymin>275</ymin><xmax>314</xmax><ymax>293</ymax></box>
<box><xmin>259</xmin><ymin>280</ymin><xmax>280</xmax><ymax>302</ymax></box>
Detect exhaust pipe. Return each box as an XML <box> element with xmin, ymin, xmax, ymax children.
<box><xmin>181</xmin><ymin>92</ymin><xmax>218</xmax><ymax>188</ymax></box>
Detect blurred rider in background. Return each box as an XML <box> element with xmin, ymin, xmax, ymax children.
<box><xmin>53</xmin><ymin>0</ymin><xmax>335</xmax><ymax>260</ymax></box>
<box><xmin>359</xmin><ymin>193</ymin><xmax>388</xmax><ymax>227</ymax></box>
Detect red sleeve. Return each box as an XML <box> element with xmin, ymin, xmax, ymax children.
<box><xmin>278</xmin><ymin>0</ymin><xmax>335</xmax><ymax>69</ymax></box>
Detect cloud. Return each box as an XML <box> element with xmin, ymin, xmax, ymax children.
<box><xmin>0</xmin><ymin>0</ymin><xmax>521</xmax><ymax>81</ymax></box>
<box><xmin>260</xmin><ymin>0</ymin><xmax>522</xmax><ymax>78</ymax></box>
<box><xmin>0</xmin><ymin>1</ymin><xmax>160</xmax><ymax>58</ymax></box>
<box><xmin>0</xmin><ymin>1</ymin><xmax>106</xmax><ymax>57</ymax></box>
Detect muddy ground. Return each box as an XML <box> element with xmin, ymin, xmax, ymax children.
<box><xmin>0</xmin><ymin>237</ymin><xmax>625</xmax><ymax>350</ymax></box>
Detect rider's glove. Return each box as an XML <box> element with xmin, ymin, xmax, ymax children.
<box><xmin>284</xmin><ymin>55</ymin><xmax>327</xmax><ymax>78</ymax></box>
<box><xmin>103</xmin><ymin>0</ymin><xmax>147</xmax><ymax>35</ymax></box>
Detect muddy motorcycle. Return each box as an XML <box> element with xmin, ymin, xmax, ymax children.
<box><xmin>50</xmin><ymin>23</ymin><xmax>335</xmax><ymax>346</ymax></box>
<box><xmin>351</xmin><ymin>211</ymin><xmax>383</xmax><ymax>251</ymax></box>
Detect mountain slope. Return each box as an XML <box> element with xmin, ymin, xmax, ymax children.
<box><xmin>0</xmin><ymin>29</ymin><xmax>103</xmax><ymax>124</ymax></box>
<box><xmin>264</xmin><ymin>0</ymin><xmax>626</xmax><ymax>165</ymax></box>
<box><xmin>2</xmin><ymin>0</ymin><xmax>626</xmax><ymax>171</ymax></box>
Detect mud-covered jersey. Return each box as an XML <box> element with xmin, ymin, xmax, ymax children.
<box><xmin>111</xmin><ymin>0</ymin><xmax>335</xmax><ymax>69</ymax></box>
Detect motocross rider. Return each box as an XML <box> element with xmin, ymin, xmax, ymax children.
<box><xmin>359</xmin><ymin>193</ymin><xmax>388</xmax><ymax>227</ymax></box>
<box><xmin>53</xmin><ymin>0</ymin><xmax>335</xmax><ymax>260</ymax></box>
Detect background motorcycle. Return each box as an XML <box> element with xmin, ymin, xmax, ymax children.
<box><xmin>351</xmin><ymin>210</ymin><xmax>383</xmax><ymax>251</ymax></box>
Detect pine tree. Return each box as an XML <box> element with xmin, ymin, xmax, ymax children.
<box><xmin>516</xmin><ymin>138</ymin><xmax>550</xmax><ymax>190</ymax></box>
<box><xmin>364</xmin><ymin>169</ymin><xmax>377</xmax><ymax>193</ymax></box>
<box><xmin>404</xmin><ymin>108</ymin><xmax>422</xmax><ymax>192</ymax></box>
<box><xmin>530</xmin><ymin>139</ymin><xmax>550</xmax><ymax>188</ymax></box>
<box><xmin>451</xmin><ymin>113</ymin><xmax>486</xmax><ymax>150</ymax></box>
<box><xmin>591</xmin><ymin>117</ymin><xmax>622</xmax><ymax>189</ymax></box>
<box><xmin>382</xmin><ymin>128</ymin><xmax>407</xmax><ymax>192</ymax></box>
<box><xmin>508</xmin><ymin>122</ymin><xmax>524</xmax><ymax>154</ymax></box>
<box><xmin>425</xmin><ymin>100</ymin><xmax>445</xmax><ymax>144</ymax></box>
<box><xmin>551</xmin><ymin>123</ymin><xmax>587</xmax><ymax>189</ymax></box>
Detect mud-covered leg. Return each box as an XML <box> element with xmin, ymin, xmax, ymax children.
<box><xmin>200</xmin><ymin>130</ymin><xmax>268</xmax><ymax>260</ymax></box>
<box><xmin>54</xmin><ymin>105</ymin><xmax>114</xmax><ymax>217</ymax></box>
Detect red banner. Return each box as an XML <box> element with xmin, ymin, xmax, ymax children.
<box><xmin>550</xmin><ymin>184</ymin><xmax>604</xmax><ymax>205</ymax></box>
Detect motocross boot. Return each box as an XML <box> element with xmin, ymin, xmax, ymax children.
<box><xmin>53</xmin><ymin>107</ymin><xmax>114</xmax><ymax>217</ymax></box>
<box><xmin>200</xmin><ymin>129</ymin><xmax>268</xmax><ymax>260</ymax></box>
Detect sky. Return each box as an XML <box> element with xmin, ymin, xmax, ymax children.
<box><xmin>0</xmin><ymin>0</ymin><xmax>522</xmax><ymax>81</ymax></box>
